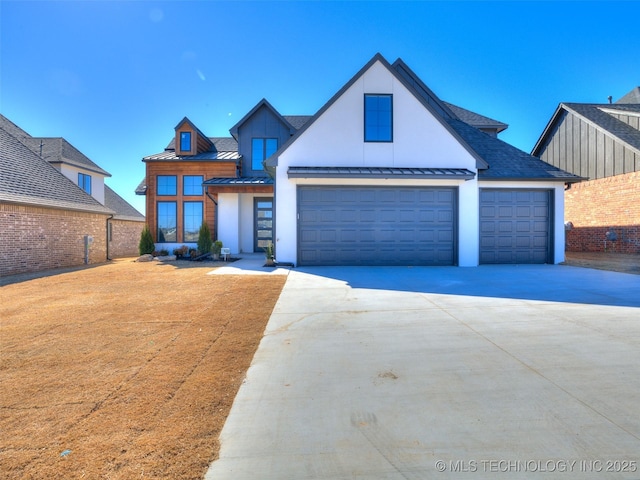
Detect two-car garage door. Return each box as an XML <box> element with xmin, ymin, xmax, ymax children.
<box><xmin>297</xmin><ymin>186</ymin><xmax>456</xmax><ymax>266</ymax></box>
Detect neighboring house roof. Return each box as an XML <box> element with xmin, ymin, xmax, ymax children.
<box><xmin>0</xmin><ymin>125</ymin><xmax>113</xmax><ymax>214</ymax></box>
<box><xmin>532</xmin><ymin>102</ymin><xmax>640</xmax><ymax>159</ymax></box>
<box><xmin>22</xmin><ymin>137</ymin><xmax>111</xmax><ymax>176</ymax></box>
<box><xmin>104</xmin><ymin>184</ymin><xmax>145</xmax><ymax>221</ymax></box>
<box><xmin>617</xmin><ymin>86</ymin><xmax>640</xmax><ymax>104</ymax></box>
<box><xmin>135</xmin><ymin>178</ymin><xmax>147</xmax><ymax>195</ymax></box>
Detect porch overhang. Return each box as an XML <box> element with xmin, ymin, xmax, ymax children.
<box><xmin>203</xmin><ymin>177</ymin><xmax>274</xmax><ymax>194</ymax></box>
<box><xmin>287</xmin><ymin>166</ymin><xmax>476</xmax><ymax>180</ymax></box>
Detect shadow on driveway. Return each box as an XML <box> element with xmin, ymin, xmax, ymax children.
<box><xmin>293</xmin><ymin>264</ymin><xmax>640</xmax><ymax>308</ymax></box>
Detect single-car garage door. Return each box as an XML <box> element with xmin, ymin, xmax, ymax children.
<box><xmin>480</xmin><ymin>189</ymin><xmax>552</xmax><ymax>264</ymax></box>
<box><xmin>297</xmin><ymin>186</ymin><xmax>456</xmax><ymax>266</ymax></box>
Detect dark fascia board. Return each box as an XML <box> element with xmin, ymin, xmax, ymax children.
<box><xmin>265</xmin><ymin>53</ymin><xmax>389</xmax><ymax>169</ymax></box>
<box><xmin>228</xmin><ymin>98</ymin><xmax>296</xmax><ymax>140</ymax></box>
<box><xmin>287</xmin><ymin>166</ymin><xmax>475</xmax><ymax>180</ymax></box>
<box><xmin>390</xmin><ymin>58</ymin><xmax>489</xmax><ymax>170</ymax></box>
<box><xmin>531</xmin><ymin>103</ymin><xmax>565</xmax><ymax>156</ymax></box>
<box><xmin>174</xmin><ymin>116</ymin><xmax>214</xmax><ymax>150</ymax></box>
<box><xmin>479</xmin><ymin>175</ymin><xmax>586</xmax><ymax>183</ymax></box>
<box><xmin>266</xmin><ymin>53</ymin><xmax>488</xmax><ymax>170</ymax></box>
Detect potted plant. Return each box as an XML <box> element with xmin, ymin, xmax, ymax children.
<box><xmin>212</xmin><ymin>240</ymin><xmax>223</xmax><ymax>260</ymax></box>
<box><xmin>263</xmin><ymin>241</ymin><xmax>275</xmax><ymax>267</ymax></box>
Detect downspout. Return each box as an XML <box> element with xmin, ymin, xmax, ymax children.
<box><xmin>106</xmin><ymin>214</ymin><xmax>113</xmax><ymax>261</ymax></box>
<box><xmin>206</xmin><ymin>189</ymin><xmax>218</xmax><ymax>241</ymax></box>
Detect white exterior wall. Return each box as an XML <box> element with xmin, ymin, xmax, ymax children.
<box><xmin>217</xmin><ymin>193</ymin><xmax>240</xmax><ymax>254</ymax></box>
<box><xmin>275</xmin><ymin>59</ymin><xmax>479</xmax><ymax>266</ymax></box>
<box><xmin>478</xmin><ymin>181</ymin><xmax>567</xmax><ymax>264</ymax></box>
<box><xmin>59</xmin><ymin>164</ymin><xmax>106</xmax><ymax>205</ymax></box>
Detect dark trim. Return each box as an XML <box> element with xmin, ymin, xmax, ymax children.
<box><xmin>287</xmin><ymin>166</ymin><xmax>475</xmax><ymax>180</ymax></box>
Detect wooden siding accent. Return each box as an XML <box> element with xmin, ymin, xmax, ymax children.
<box><xmin>175</xmin><ymin>124</ymin><xmax>197</xmax><ymax>156</ymax></box>
<box><xmin>145</xmin><ymin>161</ymin><xmax>238</xmax><ymax>243</ymax></box>
<box><xmin>538</xmin><ymin>110</ymin><xmax>639</xmax><ymax>180</ymax></box>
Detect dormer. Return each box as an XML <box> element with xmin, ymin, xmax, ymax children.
<box><xmin>174</xmin><ymin>117</ymin><xmax>214</xmax><ymax>156</ymax></box>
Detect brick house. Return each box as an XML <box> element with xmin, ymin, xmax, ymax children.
<box><xmin>532</xmin><ymin>87</ymin><xmax>640</xmax><ymax>253</ymax></box>
<box><xmin>139</xmin><ymin>54</ymin><xmax>582</xmax><ymax>265</ymax></box>
<box><xmin>0</xmin><ymin>114</ymin><xmax>144</xmax><ymax>277</ymax></box>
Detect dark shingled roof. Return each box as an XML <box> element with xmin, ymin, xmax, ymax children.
<box><xmin>0</xmin><ymin>125</ymin><xmax>113</xmax><ymax>214</ymax></box>
<box><xmin>617</xmin><ymin>86</ymin><xmax>640</xmax><ymax>104</ymax></box>
<box><xmin>443</xmin><ymin>102</ymin><xmax>508</xmax><ymax>133</ymax></box>
<box><xmin>449</xmin><ymin>119</ymin><xmax>583</xmax><ymax>181</ymax></box>
<box><xmin>19</xmin><ymin>137</ymin><xmax>111</xmax><ymax>176</ymax></box>
<box><xmin>104</xmin><ymin>185</ymin><xmax>144</xmax><ymax>221</ymax></box>
<box><xmin>162</xmin><ymin>136</ymin><xmax>238</xmax><ymax>157</ymax></box>
<box><xmin>283</xmin><ymin>115</ymin><xmax>313</xmax><ymax>130</ymax></box>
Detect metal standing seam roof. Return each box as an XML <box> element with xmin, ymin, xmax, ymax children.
<box><xmin>203</xmin><ymin>177</ymin><xmax>274</xmax><ymax>185</ymax></box>
<box><xmin>143</xmin><ymin>150</ymin><xmax>240</xmax><ymax>161</ymax></box>
<box><xmin>287</xmin><ymin>166</ymin><xmax>475</xmax><ymax>180</ymax></box>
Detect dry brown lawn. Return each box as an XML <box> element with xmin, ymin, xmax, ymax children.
<box><xmin>0</xmin><ymin>259</ymin><xmax>286</xmax><ymax>479</ymax></box>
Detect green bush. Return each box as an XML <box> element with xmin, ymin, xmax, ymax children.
<box><xmin>197</xmin><ymin>223</ymin><xmax>213</xmax><ymax>255</ymax></box>
<box><xmin>138</xmin><ymin>225</ymin><xmax>155</xmax><ymax>255</ymax></box>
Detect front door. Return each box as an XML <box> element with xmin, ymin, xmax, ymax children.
<box><xmin>254</xmin><ymin>198</ymin><xmax>273</xmax><ymax>253</ymax></box>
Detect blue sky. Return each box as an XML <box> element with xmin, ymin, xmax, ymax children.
<box><xmin>2</xmin><ymin>1</ymin><xmax>639</xmax><ymax>215</ymax></box>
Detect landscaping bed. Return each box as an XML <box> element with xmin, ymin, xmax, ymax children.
<box><xmin>0</xmin><ymin>259</ymin><xmax>286</xmax><ymax>479</ymax></box>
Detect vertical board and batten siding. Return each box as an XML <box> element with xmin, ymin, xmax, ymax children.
<box><xmin>237</xmin><ymin>106</ymin><xmax>293</xmax><ymax>176</ymax></box>
<box><xmin>538</xmin><ymin>110</ymin><xmax>639</xmax><ymax>179</ymax></box>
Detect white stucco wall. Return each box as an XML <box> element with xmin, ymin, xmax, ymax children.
<box><xmin>58</xmin><ymin>164</ymin><xmax>106</xmax><ymax>205</ymax></box>
<box><xmin>217</xmin><ymin>193</ymin><xmax>240</xmax><ymax>254</ymax></box>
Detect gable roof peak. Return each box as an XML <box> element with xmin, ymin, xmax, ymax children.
<box><xmin>229</xmin><ymin>97</ymin><xmax>296</xmax><ymax>139</ymax></box>
<box><xmin>616</xmin><ymin>86</ymin><xmax>640</xmax><ymax>104</ymax></box>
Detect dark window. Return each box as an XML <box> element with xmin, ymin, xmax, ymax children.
<box><xmin>183</xmin><ymin>201</ymin><xmax>203</xmax><ymax>242</ymax></box>
<box><xmin>78</xmin><ymin>173</ymin><xmax>92</xmax><ymax>194</ymax></box>
<box><xmin>157</xmin><ymin>175</ymin><xmax>177</xmax><ymax>195</ymax></box>
<box><xmin>251</xmin><ymin>138</ymin><xmax>278</xmax><ymax>171</ymax></box>
<box><xmin>254</xmin><ymin>198</ymin><xmax>273</xmax><ymax>252</ymax></box>
<box><xmin>157</xmin><ymin>201</ymin><xmax>177</xmax><ymax>242</ymax></box>
<box><xmin>183</xmin><ymin>175</ymin><xmax>203</xmax><ymax>196</ymax></box>
<box><xmin>364</xmin><ymin>94</ymin><xmax>393</xmax><ymax>142</ymax></box>
<box><xmin>180</xmin><ymin>131</ymin><xmax>191</xmax><ymax>151</ymax></box>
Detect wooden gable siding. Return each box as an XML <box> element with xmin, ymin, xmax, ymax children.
<box><xmin>538</xmin><ymin>110</ymin><xmax>639</xmax><ymax>180</ymax></box>
<box><xmin>174</xmin><ymin>124</ymin><xmax>212</xmax><ymax>156</ymax></box>
<box><xmin>145</xmin><ymin>161</ymin><xmax>237</xmax><ymax>243</ymax></box>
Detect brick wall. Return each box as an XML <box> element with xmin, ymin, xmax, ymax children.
<box><xmin>109</xmin><ymin>219</ymin><xmax>145</xmax><ymax>258</ymax></box>
<box><xmin>565</xmin><ymin>171</ymin><xmax>640</xmax><ymax>253</ymax></box>
<box><xmin>0</xmin><ymin>203</ymin><xmax>109</xmax><ymax>277</ymax></box>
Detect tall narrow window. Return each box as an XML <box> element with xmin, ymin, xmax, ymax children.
<box><xmin>157</xmin><ymin>175</ymin><xmax>177</xmax><ymax>195</ymax></box>
<box><xmin>183</xmin><ymin>175</ymin><xmax>203</xmax><ymax>196</ymax></box>
<box><xmin>78</xmin><ymin>173</ymin><xmax>92</xmax><ymax>194</ymax></box>
<box><xmin>183</xmin><ymin>202</ymin><xmax>203</xmax><ymax>242</ymax></box>
<box><xmin>180</xmin><ymin>132</ymin><xmax>191</xmax><ymax>152</ymax></box>
<box><xmin>251</xmin><ymin>138</ymin><xmax>278</xmax><ymax>171</ymax></box>
<box><xmin>364</xmin><ymin>94</ymin><xmax>393</xmax><ymax>142</ymax></box>
<box><xmin>157</xmin><ymin>201</ymin><xmax>177</xmax><ymax>242</ymax></box>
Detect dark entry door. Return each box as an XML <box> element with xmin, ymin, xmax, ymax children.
<box><xmin>254</xmin><ymin>198</ymin><xmax>273</xmax><ymax>252</ymax></box>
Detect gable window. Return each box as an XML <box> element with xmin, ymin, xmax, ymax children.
<box><xmin>157</xmin><ymin>175</ymin><xmax>177</xmax><ymax>195</ymax></box>
<box><xmin>157</xmin><ymin>201</ymin><xmax>177</xmax><ymax>242</ymax></box>
<box><xmin>183</xmin><ymin>175</ymin><xmax>203</xmax><ymax>196</ymax></box>
<box><xmin>183</xmin><ymin>201</ymin><xmax>203</xmax><ymax>242</ymax></box>
<box><xmin>78</xmin><ymin>173</ymin><xmax>92</xmax><ymax>194</ymax></box>
<box><xmin>180</xmin><ymin>132</ymin><xmax>191</xmax><ymax>152</ymax></box>
<box><xmin>364</xmin><ymin>94</ymin><xmax>393</xmax><ymax>142</ymax></box>
<box><xmin>251</xmin><ymin>138</ymin><xmax>278</xmax><ymax>171</ymax></box>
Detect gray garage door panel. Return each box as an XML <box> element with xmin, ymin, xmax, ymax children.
<box><xmin>298</xmin><ymin>186</ymin><xmax>456</xmax><ymax>266</ymax></box>
<box><xmin>480</xmin><ymin>189</ymin><xmax>552</xmax><ymax>264</ymax></box>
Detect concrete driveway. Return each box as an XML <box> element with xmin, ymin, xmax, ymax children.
<box><xmin>206</xmin><ymin>264</ymin><xmax>640</xmax><ymax>479</ymax></box>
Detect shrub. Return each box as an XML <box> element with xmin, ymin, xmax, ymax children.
<box><xmin>212</xmin><ymin>240</ymin><xmax>223</xmax><ymax>255</ymax></box>
<box><xmin>197</xmin><ymin>223</ymin><xmax>213</xmax><ymax>255</ymax></box>
<box><xmin>139</xmin><ymin>225</ymin><xmax>155</xmax><ymax>255</ymax></box>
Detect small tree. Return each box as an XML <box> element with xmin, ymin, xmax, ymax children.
<box><xmin>197</xmin><ymin>222</ymin><xmax>213</xmax><ymax>255</ymax></box>
<box><xmin>139</xmin><ymin>225</ymin><xmax>155</xmax><ymax>255</ymax></box>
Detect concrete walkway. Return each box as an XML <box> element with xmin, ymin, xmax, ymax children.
<box><xmin>206</xmin><ymin>264</ymin><xmax>640</xmax><ymax>479</ymax></box>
